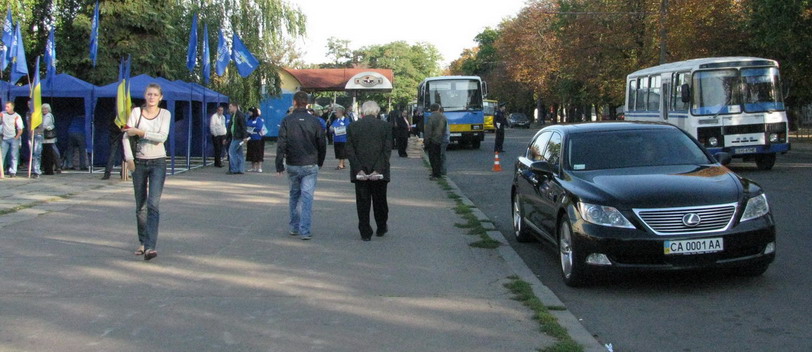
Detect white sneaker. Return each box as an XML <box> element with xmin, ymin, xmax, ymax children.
<box><xmin>257</xmin><ymin>168</ymin><xmax>262</xmax><ymax>173</ymax></box>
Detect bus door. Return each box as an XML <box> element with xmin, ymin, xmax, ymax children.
<box><xmin>661</xmin><ymin>76</ymin><xmax>671</xmax><ymax>121</ymax></box>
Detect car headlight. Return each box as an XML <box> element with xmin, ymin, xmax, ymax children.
<box><xmin>741</xmin><ymin>194</ymin><xmax>770</xmax><ymax>221</ymax></box>
<box><xmin>577</xmin><ymin>202</ymin><xmax>635</xmax><ymax>229</ymax></box>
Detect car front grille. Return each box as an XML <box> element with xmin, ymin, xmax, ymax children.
<box><xmin>633</xmin><ymin>203</ymin><xmax>738</xmax><ymax>235</ymax></box>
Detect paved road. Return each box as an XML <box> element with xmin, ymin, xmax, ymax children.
<box><xmin>445</xmin><ymin>127</ymin><xmax>812</xmax><ymax>352</ymax></box>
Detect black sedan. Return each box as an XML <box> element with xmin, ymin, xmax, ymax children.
<box><xmin>511</xmin><ymin>122</ymin><xmax>776</xmax><ymax>286</ymax></box>
<box><xmin>508</xmin><ymin>113</ymin><xmax>531</xmax><ymax>128</ymax></box>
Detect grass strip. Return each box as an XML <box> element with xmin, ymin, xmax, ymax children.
<box><xmin>504</xmin><ymin>276</ymin><xmax>583</xmax><ymax>352</ymax></box>
<box><xmin>0</xmin><ymin>192</ymin><xmax>78</xmax><ymax>216</ymax></box>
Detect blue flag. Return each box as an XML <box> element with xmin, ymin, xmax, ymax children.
<box><xmin>186</xmin><ymin>14</ymin><xmax>197</xmax><ymax>73</ymax></box>
<box><xmin>1</xmin><ymin>8</ymin><xmax>12</xmax><ymax>70</ymax></box>
<box><xmin>215</xmin><ymin>29</ymin><xmax>229</xmax><ymax>76</ymax></box>
<box><xmin>89</xmin><ymin>0</ymin><xmax>99</xmax><ymax>67</ymax></box>
<box><xmin>231</xmin><ymin>32</ymin><xmax>259</xmax><ymax>78</ymax></box>
<box><xmin>9</xmin><ymin>23</ymin><xmax>27</xmax><ymax>84</ymax></box>
<box><xmin>45</xmin><ymin>27</ymin><xmax>57</xmax><ymax>88</ymax></box>
<box><xmin>202</xmin><ymin>23</ymin><xmax>211</xmax><ymax>84</ymax></box>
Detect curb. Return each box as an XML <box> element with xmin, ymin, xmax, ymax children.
<box><xmin>424</xmin><ymin>153</ymin><xmax>605</xmax><ymax>352</ymax></box>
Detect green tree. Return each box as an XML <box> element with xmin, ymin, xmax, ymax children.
<box><xmin>323</xmin><ymin>36</ymin><xmax>352</xmax><ymax>68</ymax></box>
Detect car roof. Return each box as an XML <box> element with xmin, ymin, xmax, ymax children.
<box><xmin>540</xmin><ymin>121</ymin><xmax>678</xmax><ymax>134</ymax></box>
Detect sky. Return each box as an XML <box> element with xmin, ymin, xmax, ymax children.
<box><xmin>288</xmin><ymin>0</ymin><xmax>530</xmax><ymax>68</ymax></box>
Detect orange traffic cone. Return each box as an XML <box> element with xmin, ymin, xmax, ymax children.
<box><xmin>492</xmin><ymin>152</ymin><xmax>503</xmax><ymax>172</ymax></box>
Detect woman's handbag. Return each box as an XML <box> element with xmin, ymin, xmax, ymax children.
<box><xmin>44</xmin><ymin>128</ymin><xmax>57</xmax><ymax>139</ymax></box>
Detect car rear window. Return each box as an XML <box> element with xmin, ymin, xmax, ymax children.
<box><xmin>567</xmin><ymin>129</ymin><xmax>712</xmax><ymax>170</ymax></box>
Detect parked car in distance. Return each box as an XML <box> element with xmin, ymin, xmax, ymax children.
<box><xmin>508</xmin><ymin>113</ymin><xmax>531</xmax><ymax>128</ymax></box>
<box><xmin>511</xmin><ymin>122</ymin><xmax>776</xmax><ymax>286</ymax></box>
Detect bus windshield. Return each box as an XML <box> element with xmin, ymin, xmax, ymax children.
<box><xmin>426</xmin><ymin>79</ymin><xmax>482</xmax><ymax>112</ymax></box>
<box><xmin>692</xmin><ymin>70</ymin><xmax>741</xmax><ymax>115</ymax></box>
<box><xmin>742</xmin><ymin>67</ymin><xmax>784</xmax><ymax>113</ymax></box>
<box><xmin>692</xmin><ymin>68</ymin><xmax>784</xmax><ymax>115</ymax></box>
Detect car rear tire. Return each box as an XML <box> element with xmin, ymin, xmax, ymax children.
<box><xmin>471</xmin><ymin>140</ymin><xmax>481</xmax><ymax>149</ymax></box>
<box><xmin>512</xmin><ymin>195</ymin><xmax>534</xmax><ymax>242</ymax></box>
<box><xmin>755</xmin><ymin>153</ymin><xmax>776</xmax><ymax>170</ymax></box>
<box><xmin>559</xmin><ymin>218</ymin><xmax>588</xmax><ymax>287</ymax></box>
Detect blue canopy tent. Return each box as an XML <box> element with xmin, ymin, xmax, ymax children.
<box><xmin>0</xmin><ymin>81</ymin><xmax>10</xmax><ymax>104</ymax></box>
<box><xmin>9</xmin><ymin>74</ymin><xmax>97</xmax><ymax>172</ymax></box>
<box><xmin>176</xmin><ymin>81</ymin><xmax>228</xmax><ymax>166</ymax></box>
<box><xmin>95</xmin><ymin>74</ymin><xmax>196</xmax><ymax>174</ymax></box>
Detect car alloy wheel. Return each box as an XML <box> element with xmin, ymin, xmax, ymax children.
<box><xmin>559</xmin><ymin>218</ymin><xmax>587</xmax><ymax>286</ymax></box>
<box><xmin>513</xmin><ymin>195</ymin><xmax>533</xmax><ymax>242</ymax></box>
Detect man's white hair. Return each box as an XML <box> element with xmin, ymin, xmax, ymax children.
<box><xmin>360</xmin><ymin>101</ymin><xmax>380</xmax><ymax>117</ymax></box>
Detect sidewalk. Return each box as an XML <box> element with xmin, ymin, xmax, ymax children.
<box><xmin>0</xmin><ymin>143</ymin><xmax>571</xmax><ymax>352</ymax></box>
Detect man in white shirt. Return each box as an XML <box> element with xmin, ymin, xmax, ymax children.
<box><xmin>209</xmin><ymin>105</ymin><xmax>227</xmax><ymax>168</ymax></box>
<box><xmin>1</xmin><ymin>102</ymin><xmax>24</xmax><ymax>177</ymax></box>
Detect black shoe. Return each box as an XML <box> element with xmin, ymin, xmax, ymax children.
<box><xmin>101</xmin><ymin>173</ymin><xmax>111</xmax><ymax>180</ymax></box>
<box><xmin>376</xmin><ymin>226</ymin><xmax>387</xmax><ymax>237</ymax></box>
<box><xmin>362</xmin><ymin>236</ymin><xmax>371</xmax><ymax>241</ymax></box>
<box><xmin>7</xmin><ymin>174</ymin><xmax>14</xmax><ymax>178</ymax></box>
<box><xmin>32</xmin><ymin>174</ymin><xmax>40</xmax><ymax>179</ymax></box>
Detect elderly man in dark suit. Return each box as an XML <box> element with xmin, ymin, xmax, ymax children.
<box><xmin>346</xmin><ymin>100</ymin><xmax>393</xmax><ymax>241</ymax></box>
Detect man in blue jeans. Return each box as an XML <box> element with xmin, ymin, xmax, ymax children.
<box><xmin>227</xmin><ymin>102</ymin><xmax>248</xmax><ymax>174</ymax></box>
<box><xmin>275</xmin><ymin>91</ymin><xmax>326</xmax><ymax>240</ymax></box>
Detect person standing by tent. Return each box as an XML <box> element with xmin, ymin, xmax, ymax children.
<box><xmin>41</xmin><ymin>104</ymin><xmax>61</xmax><ymax>175</ymax></box>
<box><xmin>102</xmin><ymin>115</ymin><xmax>125</xmax><ymax>180</ymax></box>
<box><xmin>1</xmin><ymin>102</ymin><xmax>24</xmax><ymax>177</ymax></box>
<box><xmin>245</xmin><ymin>107</ymin><xmax>266</xmax><ymax>172</ymax></box>
<box><xmin>26</xmin><ymin>100</ymin><xmax>44</xmax><ymax>178</ymax></box>
<box><xmin>329</xmin><ymin>106</ymin><xmax>351</xmax><ymax>169</ymax></box>
<box><xmin>63</xmin><ymin>114</ymin><xmax>87</xmax><ymax>170</ymax></box>
<box><xmin>227</xmin><ymin>102</ymin><xmax>248</xmax><ymax>174</ymax></box>
<box><xmin>209</xmin><ymin>105</ymin><xmax>227</xmax><ymax>168</ymax></box>
<box><xmin>276</xmin><ymin>91</ymin><xmax>326</xmax><ymax>240</ymax></box>
<box><xmin>122</xmin><ymin>83</ymin><xmax>171</xmax><ymax>261</ymax></box>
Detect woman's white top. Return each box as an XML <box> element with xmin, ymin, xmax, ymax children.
<box><xmin>43</xmin><ymin>113</ymin><xmax>57</xmax><ymax>143</ymax></box>
<box><xmin>122</xmin><ymin>107</ymin><xmax>171</xmax><ymax>161</ymax></box>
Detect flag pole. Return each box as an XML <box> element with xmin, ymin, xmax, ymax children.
<box><xmin>27</xmin><ymin>67</ymin><xmax>34</xmax><ymax>178</ymax></box>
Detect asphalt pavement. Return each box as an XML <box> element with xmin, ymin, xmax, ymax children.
<box><xmin>0</xmin><ymin>140</ymin><xmax>604</xmax><ymax>352</ymax></box>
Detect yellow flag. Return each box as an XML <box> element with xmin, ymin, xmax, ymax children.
<box><xmin>115</xmin><ymin>77</ymin><xmax>131</xmax><ymax>128</ymax></box>
<box><xmin>30</xmin><ymin>59</ymin><xmax>43</xmax><ymax>131</ymax></box>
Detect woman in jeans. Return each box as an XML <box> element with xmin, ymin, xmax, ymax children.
<box><xmin>122</xmin><ymin>83</ymin><xmax>171</xmax><ymax>260</ymax></box>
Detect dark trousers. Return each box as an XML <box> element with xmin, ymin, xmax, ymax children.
<box><xmin>104</xmin><ymin>131</ymin><xmax>124</xmax><ymax>175</ymax></box>
<box><xmin>494</xmin><ymin>129</ymin><xmax>505</xmax><ymax>152</ymax></box>
<box><xmin>426</xmin><ymin>141</ymin><xmax>442</xmax><ymax>177</ymax></box>
<box><xmin>212</xmin><ymin>135</ymin><xmax>226</xmax><ymax>167</ymax></box>
<box><xmin>355</xmin><ymin>181</ymin><xmax>389</xmax><ymax>238</ymax></box>
<box><xmin>42</xmin><ymin>143</ymin><xmax>60</xmax><ymax>175</ymax></box>
<box><xmin>396</xmin><ymin>130</ymin><xmax>409</xmax><ymax>157</ymax></box>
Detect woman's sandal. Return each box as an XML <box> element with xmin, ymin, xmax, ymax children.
<box><xmin>134</xmin><ymin>246</ymin><xmax>145</xmax><ymax>256</ymax></box>
<box><xmin>144</xmin><ymin>249</ymin><xmax>157</xmax><ymax>261</ymax></box>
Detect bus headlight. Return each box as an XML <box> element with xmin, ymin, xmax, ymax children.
<box><xmin>708</xmin><ymin>137</ymin><xmax>719</xmax><ymax>147</ymax></box>
<box><xmin>769</xmin><ymin>133</ymin><xmax>779</xmax><ymax>143</ymax></box>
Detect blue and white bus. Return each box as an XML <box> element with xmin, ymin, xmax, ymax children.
<box><xmin>625</xmin><ymin>57</ymin><xmax>789</xmax><ymax>170</ymax></box>
<box><xmin>417</xmin><ymin>76</ymin><xmax>486</xmax><ymax>148</ymax></box>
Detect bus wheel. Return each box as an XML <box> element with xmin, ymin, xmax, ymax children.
<box><xmin>755</xmin><ymin>153</ymin><xmax>776</xmax><ymax>170</ymax></box>
<box><xmin>471</xmin><ymin>140</ymin><xmax>481</xmax><ymax>149</ymax></box>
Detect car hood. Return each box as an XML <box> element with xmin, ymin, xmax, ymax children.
<box><xmin>568</xmin><ymin>165</ymin><xmax>743</xmax><ymax>209</ymax></box>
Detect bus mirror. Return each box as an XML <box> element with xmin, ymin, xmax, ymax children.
<box><xmin>483</xmin><ymin>81</ymin><xmax>489</xmax><ymax>98</ymax></box>
<box><xmin>680</xmin><ymin>84</ymin><xmax>691</xmax><ymax>103</ymax></box>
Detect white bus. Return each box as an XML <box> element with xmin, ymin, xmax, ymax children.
<box><xmin>625</xmin><ymin>57</ymin><xmax>789</xmax><ymax>170</ymax></box>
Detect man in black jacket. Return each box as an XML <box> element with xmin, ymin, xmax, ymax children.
<box><xmin>346</xmin><ymin>100</ymin><xmax>392</xmax><ymax>241</ymax></box>
<box><xmin>276</xmin><ymin>91</ymin><xmax>326</xmax><ymax>240</ymax></box>
<box><xmin>227</xmin><ymin>102</ymin><xmax>248</xmax><ymax>174</ymax></box>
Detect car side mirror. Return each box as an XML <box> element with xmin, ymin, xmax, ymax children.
<box><xmin>530</xmin><ymin>160</ymin><xmax>554</xmax><ymax>174</ymax></box>
<box><xmin>714</xmin><ymin>152</ymin><xmax>732</xmax><ymax>166</ymax></box>
<box><xmin>680</xmin><ymin>84</ymin><xmax>691</xmax><ymax>103</ymax></box>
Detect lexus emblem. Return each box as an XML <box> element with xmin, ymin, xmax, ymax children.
<box><xmin>682</xmin><ymin>213</ymin><xmax>702</xmax><ymax>227</ymax></box>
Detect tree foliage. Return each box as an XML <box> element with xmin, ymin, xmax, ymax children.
<box><xmin>452</xmin><ymin>0</ymin><xmax>812</xmax><ymax>121</ymax></box>
<box><xmin>4</xmin><ymin>0</ymin><xmax>306</xmax><ymax>108</ymax></box>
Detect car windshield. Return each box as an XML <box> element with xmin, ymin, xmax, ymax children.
<box><xmin>511</xmin><ymin>114</ymin><xmax>528</xmax><ymax>121</ymax></box>
<box><xmin>426</xmin><ymin>79</ymin><xmax>482</xmax><ymax>112</ymax></box>
<box><xmin>566</xmin><ymin>129</ymin><xmax>712</xmax><ymax>171</ymax></box>
<box><xmin>742</xmin><ymin>67</ymin><xmax>784</xmax><ymax>113</ymax></box>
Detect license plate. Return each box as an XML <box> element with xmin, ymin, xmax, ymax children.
<box><xmin>664</xmin><ymin>238</ymin><xmax>723</xmax><ymax>255</ymax></box>
<box><xmin>450</xmin><ymin>133</ymin><xmax>462</xmax><ymax>137</ymax></box>
<box><xmin>735</xmin><ymin>147</ymin><xmax>757</xmax><ymax>154</ymax></box>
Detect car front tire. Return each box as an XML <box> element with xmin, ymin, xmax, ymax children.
<box><xmin>512</xmin><ymin>194</ymin><xmax>534</xmax><ymax>242</ymax></box>
<box><xmin>559</xmin><ymin>218</ymin><xmax>588</xmax><ymax>287</ymax></box>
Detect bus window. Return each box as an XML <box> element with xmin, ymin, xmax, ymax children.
<box><xmin>741</xmin><ymin>67</ymin><xmax>785</xmax><ymax>113</ymax></box>
<box><xmin>628</xmin><ymin>80</ymin><xmax>637</xmax><ymax>111</ymax></box>
<box><xmin>672</xmin><ymin>72</ymin><xmax>689</xmax><ymax>112</ymax></box>
<box><xmin>692</xmin><ymin>69</ymin><xmax>741</xmax><ymax>115</ymax></box>
<box><xmin>636</xmin><ymin>77</ymin><xmax>648</xmax><ymax>111</ymax></box>
<box><xmin>648</xmin><ymin>76</ymin><xmax>661</xmax><ymax>111</ymax></box>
